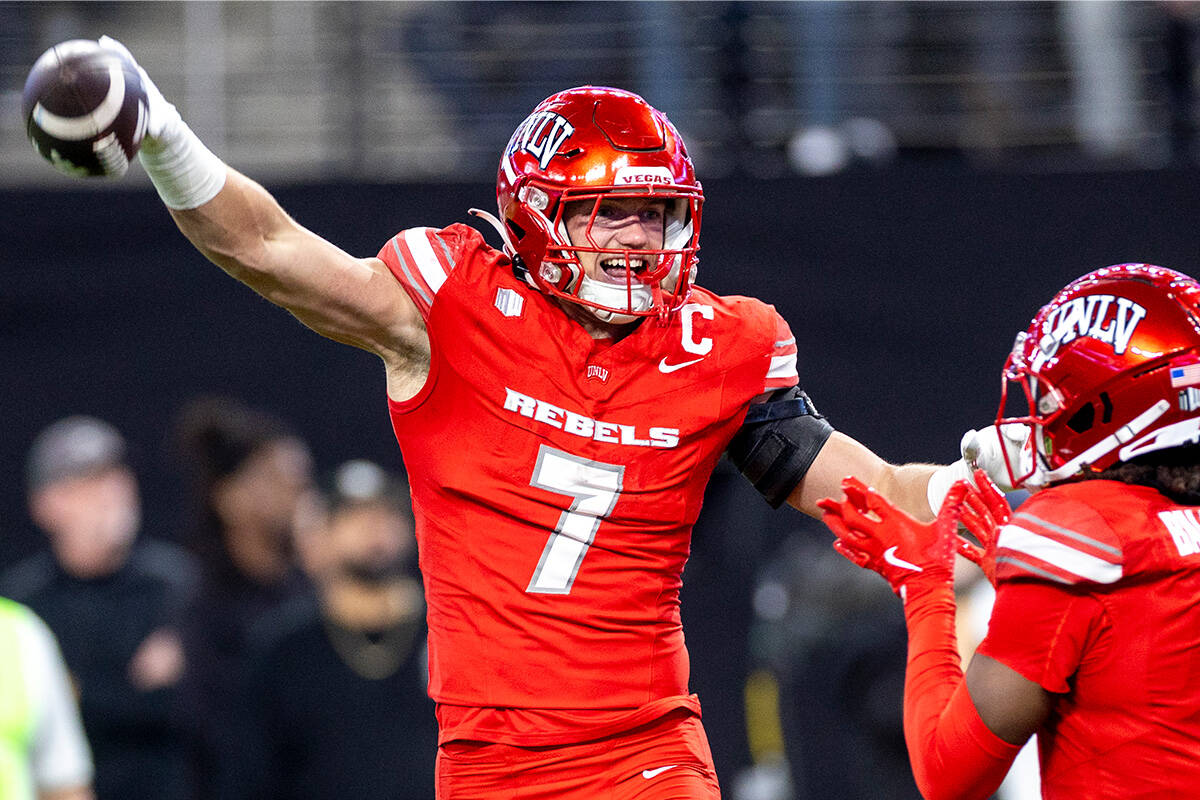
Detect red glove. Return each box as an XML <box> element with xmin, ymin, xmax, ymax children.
<box><xmin>954</xmin><ymin>469</ymin><xmax>1011</xmax><ymax>586</ymax></box>
<box><xmin>819</xmin><ymin>476</ymin><xmax>967</xmax><ymax>600</ymax></box>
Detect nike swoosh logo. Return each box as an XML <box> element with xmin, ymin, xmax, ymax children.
<box><xmin>658</xmin><ymin>357</ymin><xmax>704</xmax><ymax>373</ymax></box>
<box><xmin>883</xmin><ymin>546</ymin><xmax>923</xmax><ymax>572</ymax></box>
<box><xmin>642</xmin><ymin>765</ymin><xmax>678</xmax><ymax>779</ymax></box>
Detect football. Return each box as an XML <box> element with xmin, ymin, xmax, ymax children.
<box><xmin>22</xmin><ymin>39</ymin><xmax>148</xmax><ymax>178</ymax></box>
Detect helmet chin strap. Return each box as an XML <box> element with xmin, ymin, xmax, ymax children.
<box><xmin>1033</xmin><ymin>399</ymin><xmax>1171</xmax><ymax>486</ymax></box>
<box><xmin>578</xmin><ymin>275</ymin><xmax>652</xmax><ymax>324</ymax></box>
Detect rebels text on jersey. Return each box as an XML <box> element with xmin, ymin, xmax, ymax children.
<box><xmin>378</xmin><ymin>224</ymin><xmax>796</xmax><ymax>730</ymax></box>
<box><xmin>977</xmin><ymin>480</ymin><xmax>1200</xmax><ymax>799</ymax></box>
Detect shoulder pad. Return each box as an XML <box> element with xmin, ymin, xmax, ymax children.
<box><xmin>994</xmin><ymin>493</ymin><xmax>1124</xmax><ymax>587</ymax></box>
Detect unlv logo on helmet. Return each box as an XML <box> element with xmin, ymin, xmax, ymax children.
<box><xmin>506</xmin><ymin>110</ymin><xmax>575</xmax><ymax>171</ymax></box>
<box><xmin>1035</xmin><ymin>293</ymin><xmax>1147</xmax><ymax>365</ymax></box>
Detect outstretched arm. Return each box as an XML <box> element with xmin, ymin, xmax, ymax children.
<box><xmin>97</xmin><ymin>38</ymin><xmax>426</xmax><ymax>376</ymax></box>
<box><xmin>729</xmin><ymin>387</ymin><xmax>1027</xmax><ymax>521</ymax></box>
<box><xmin>786</xmin><ymin>431</ymin><xmax>940</xmax><ymax>520</ymax></box>
<box><xmin>167</xmin><ymin>170</ymin><xmax>425</xmax><ymax>364</ymax></box>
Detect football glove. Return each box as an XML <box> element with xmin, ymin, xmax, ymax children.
<box><xmin>954</xmin><ymin>469</ymin><xmax>1011</xmax><ymax>586</ymax></box>
<box><xmin>820</xmin><ymin>476</ymin><xmax>969</xmax><ymax>601</ymax></box>
<box><xmin>960</xmin><ymin>422</ymin><xmax>1030</xmax><ymax>492</ymax></box>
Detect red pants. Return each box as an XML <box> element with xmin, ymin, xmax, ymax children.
<box><xmin>435</xmin><ymin>709</ymin><xmax>721</xmax><ymax>799</ymax></box>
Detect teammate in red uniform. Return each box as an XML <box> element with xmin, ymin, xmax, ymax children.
<box><xmin>51</xmin><ymin>38</ymin><xmax>1014</xmax><ymax>798</ymax></box>
<box><xmin>822</xmin><ymin>264</ymin><xmax>1200</xmax><ymax>800</ymax></box>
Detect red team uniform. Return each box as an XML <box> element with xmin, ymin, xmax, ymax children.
<box><xmin>378</xmin><ymin>222</ymin><xmax>797</xmax><ymax>794</ymax></box>
<box><xmin>978</xmin><ymin>479</ymin><xmax>1200</xmax><ymax>799</ymax></box>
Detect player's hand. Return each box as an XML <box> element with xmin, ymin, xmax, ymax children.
<box><xmin>960</xmin><ymin>422</ymin><xmax>1030</xmax><ymax>492</ymax></box>
<box><xmin>954</xmin><ymin>468</ymin><xmax>1011</xmax><ymax>586</ymax></box>
<box><xmin>97</xmin><ymin>35</ymin><xmax>181</xmax><ymax>142</ymax></box>
<box><xmin>819</xmin><ymin>476</ymin><xmax>968</xmax><ymax>600</ymax></box>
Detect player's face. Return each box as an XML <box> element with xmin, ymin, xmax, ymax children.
<box><xmin>562</xmin><ymin>197</ymin><xmax>667</xmax><ymax>285</ymax></box>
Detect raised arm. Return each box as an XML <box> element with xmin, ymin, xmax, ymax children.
<box><xmin>100</xmin><ymin>38</ymin><xmax>428</xmax><ymax>391</ymax></box>
<box><xmin>166</xmin><ymin>170</ymin><xmax>425</xmax><ymax>366</ymax></box>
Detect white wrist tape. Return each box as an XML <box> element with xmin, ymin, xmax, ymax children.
<box><xmin>137</xmin><ymin>119</ymin><xmax>227</xmax><ymax>210</ymax></box>
<box><xmin>926</xmin><ymin>458</ymin><xmax>973</xmax><ymax>516</ymax></box>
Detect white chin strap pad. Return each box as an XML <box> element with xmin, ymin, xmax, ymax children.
<box><xmin>1038</xmin><ymin>399</ymin><xmax>1171</xmax><ymax>485</ymax></box>
<box><xmin>578</xmin><ymin>275</ymin><xmax>652</xmax><ymax>323</ymax></box>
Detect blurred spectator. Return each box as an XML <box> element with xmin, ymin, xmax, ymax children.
<box><xmin>1</xmin><ymin>416</ymin><xmax>195</xmax><ymax>800</ymax></box>
<box><xmin>680</xmin><ymin>459</ymin><xmax>777</xmax><ymax>791</ymax></box>
<box><xmin>751</xmin><ymin>528</ymin><xmax>920</xmax><ymax>800</ymax></box>
<box><xmin>0</xmin><ymin>596</ymin><xmax>94</xmax><ymax>800</ymax></box>
<box><xmin>242</xmin><ymin>459</ymin><xmax>435</xmax><ymax>800</ymax></box>
<box><xmin>170</xmin><ymin>397</ymin><xmax>315</xmax><ymax>798</ymax></box>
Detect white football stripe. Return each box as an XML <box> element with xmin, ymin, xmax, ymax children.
<box><xmin>33</xmin><ymin>61</ymin><xmax>125</xmax><ymax>141</ymax></box>
<box><xmin>767</xmin><ymin>352</ymin><xmax>797</xmax><ymax>379</ymax></box>
<box><xmin>997</xmin><ymin>524</ymin><xmax>1123</xmax><ymax>584</ymax></box>
<box><xmin>403</xmin><ymin>228</ymin><xmax>449</xmax><ymax>294</ymax></box>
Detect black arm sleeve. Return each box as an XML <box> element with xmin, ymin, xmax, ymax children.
<box><xmin>726</xmin><ymin>387</ymin><xmax>835</xmax><ymax>508</ymax></box>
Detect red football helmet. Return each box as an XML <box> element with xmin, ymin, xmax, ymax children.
<box><xmin>483</xmin><ymin>86</ymin><xmax>703</xmax><ymax>323</ymax></box>
<box><xmin>997</xmin><ymin>263</ymin><xmax>1200</xmax><ymax>489</ymax></box>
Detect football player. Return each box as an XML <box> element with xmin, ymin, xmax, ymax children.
<box><xmin>59</xmin><ymin>37</ymin><xmax>1016</xmax><ymax>799</ymax></box>
<box><xmin>823</xmin><ymin>264</ymin><xmax>1200</xmax><ymax>800</ymax></box>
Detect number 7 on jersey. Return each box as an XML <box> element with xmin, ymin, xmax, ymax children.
<box><xmin>527</xmin><ymin>445</ymin><xmax>625</xmax><ymax>594</ymax></box>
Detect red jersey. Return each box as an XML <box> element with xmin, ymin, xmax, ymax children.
<box><xmin>377</xmin><ymin>224</ymin><xmax>797</xmax><ymax>744</ymax></box>
<box><xmin>977</xmin><ymin>480</ymin><xmax>1200</xmax><ymax>799</ymax></box>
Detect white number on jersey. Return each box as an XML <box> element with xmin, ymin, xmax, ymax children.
<box><xmin>526</xmin><ymin>446</ymin><xmax>624</xmax><ymax>594</ymax></box>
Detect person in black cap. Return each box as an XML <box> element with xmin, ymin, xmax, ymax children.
<box><xmin>240</xmin><ymin>459</ymin><xmax>435</xmax><ymax>800</ymax></box>
<box><xmin>1</xmin><ymin>415</ymin><xmax>198</xmax><ymax>800</ymax></box>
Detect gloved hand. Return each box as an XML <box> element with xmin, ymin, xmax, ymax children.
<box><xmin>954</xmin><ymin>469</ymin><xmax>1011</xmax><ymax>586</ymax></box>
<box><xmin>819</xmin><ymin>476</ymin><xmax>969</xmax><ymax>601</ymax></box>
<box><xmin>97</xmin><ymin>35</ymin><xmax>182</xmax><ymax>144</ymax></box>
<box><xmin>960</xmin><ymin>422</ymin><xmax>1030</xmax><ymax>492</ymax></box>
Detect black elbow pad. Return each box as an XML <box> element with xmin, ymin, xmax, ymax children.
<box><xmin>727</xmin><ymin>387</ymin><xmax>834</xmax><ymax>508</ymax></box>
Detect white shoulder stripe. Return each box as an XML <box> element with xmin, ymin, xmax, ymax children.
<box><xmin>997</xmin><ymin>524</ymin><xmax>1123</xmax><ymax>584</ymax></box>
<box><xmin>767</xmin><ymin>352</ymin><xmax>798</xmax><ymax>379</ymax></box>
<box><xmin>389</xmin><ymin>239</ymin><xmax>432</xmax><ymax>307</ymax></box>
<box><xmin>1012</xmin><ymin>511</ymin><xmax>1122</xmax><ymax>556</ymax></box>
<box><xmin>403</xmin><ymin>228</ymin><xmax>449</xmax><ymax>293</ymax></box>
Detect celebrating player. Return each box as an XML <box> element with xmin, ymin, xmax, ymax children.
<box><xmin>30</xmin><ymin>37</ymin><xmax>1015</xmax><ymax>798</ymax></box>
<box><xmin>822</xmin><ymin>263</ymin><xmax>1200</xmax><ymax>800</ymax></box>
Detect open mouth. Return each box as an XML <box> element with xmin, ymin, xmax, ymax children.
<box><xmin>599</xmin><ymin>255</ymin><xmax>650</xmax><ymax>281</ymax></box>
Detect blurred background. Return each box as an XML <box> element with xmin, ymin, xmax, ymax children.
<box><xmin>1</xmin><ymin>2</ymin><xmax>1198</xmax><ymax>799</ymax></box>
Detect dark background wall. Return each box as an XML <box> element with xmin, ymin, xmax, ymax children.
<box><xmin>2</xmin><ymin>164</ymin><xmax>1198</xmax><ymax>565</ymax></box>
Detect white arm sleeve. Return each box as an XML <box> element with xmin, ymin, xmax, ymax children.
<box><xmin>20</xmin><ymin>612</ymin><xmax>94</xmax><ymax>792</ymax></box>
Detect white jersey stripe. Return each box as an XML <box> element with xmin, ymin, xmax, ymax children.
<box><xmin>389</xmin><ymin>238</ymin><xmax>433</xmax><ymax>308</ymax></box>
<box><xmin>1012</xmin><ymin>511</ymin><xmax>1122</xmax><ymax>557</ymax></box>
<box><xmin>404</xmin><ymin>228</ymin><xmax>450</xmax><ymax>294</ymax></box>
<box><xmin>774</xmin><ymin>336</ymin><xmax>796</xmax><ymax>349</ymax></box>
<box><xmin>997</xmin><ymin>524</ymin><xmax>1123</xmax><ymax>584</ymax></box>
<box><xmin>767</xmin><ymin>352</ymin><xmax>798</xmax><ymax>380</ymax></box>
